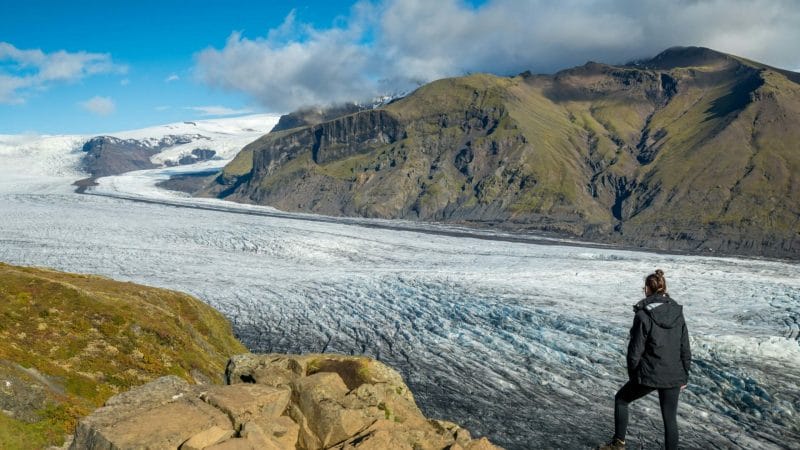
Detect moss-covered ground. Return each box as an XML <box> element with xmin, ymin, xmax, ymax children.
<box><xmin>0</xmin><ymin>263</ymin><xmax>246</xmax><ymax>449</ymax></box>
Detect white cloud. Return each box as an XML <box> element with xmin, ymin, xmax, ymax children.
<box><xmin>195</xmin><ymin>0</ymin><xmax>800</xmax><ymax>112</ymax></box>
<box><xmin>79</xmin><ymin>96</ymin><xmax>115</xmax><ymax>116</ymax></box>
<box><xmin>196</xmin><ymin>20</ymin><xmax>373</xmax><ymax>112</ymax></box>
<box><xmin>0</xmin><ymin>42</ymin><xmax>127</xmax><ymax>104</ymax></box>
<box><xmin>155</xmin><ymin>105</ymin><xmax>171</xmax><ymax>111</ymax></box>
<box><xmin>184</xmin><ymin>105</ymin><xmax>253</xmax><ymax>116</ymax></box>
<box><xmin>0</xmin><ymin>74</ymin><xmax>28</xmax><ymax>104</ymax></box>
<box><xmin>165</xmin><ymin>74</ymin><xmax>180</xmax><ymax>83</ymax></box>
<box><xmin>120</xmin><ymin>78</ymin><xmax>130</xmax><ymax>86</ymax></box>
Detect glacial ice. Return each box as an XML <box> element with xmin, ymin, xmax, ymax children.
<box><xmin>0</xmin><ymin>127</ymin><xmax>798</xmax><ymax>449</ymax></box>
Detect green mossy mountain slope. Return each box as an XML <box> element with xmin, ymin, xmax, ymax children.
<box><xmin>0</xmin><ymin>263</ymin><xmax>246</xmax><ymax>449</ymax></box>
<box><xmin>203</xmin><ymin>47</ymin><xmax>800</xmax><ymax>258</ymax></box>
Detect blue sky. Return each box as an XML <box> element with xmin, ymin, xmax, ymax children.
<box><xmin>1</xmin><ymin>0</ymin><xmax>798</xmax><ymax>134</ymax></box>
<box><xmin>0</xmin><ymin>1</ymin><xmax>359</xmax><ymax>133</ymax></box>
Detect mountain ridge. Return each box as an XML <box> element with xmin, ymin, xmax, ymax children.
<box><xmin>200</xmin><ymin>47</ymin><xmax>800</xmax><ymax>259</ymax></box>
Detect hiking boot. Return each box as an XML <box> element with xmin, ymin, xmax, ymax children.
<box><xmin>598</xmin><ymin>437</ymin><xmax>625</xmax><ymax>449</ymax></box>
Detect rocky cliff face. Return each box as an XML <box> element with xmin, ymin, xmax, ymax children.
<box><xmin>203</xmin><ymin>47</ymin><xmax>800</xmax><ymax>259</ymax></box>
<box><xmin>68</xmin><ymin>353</ymin><xmax>499</xmax><ymax>450</ymax></box>
<box><xmin>270</xmin><ymin>103</ymin><xmax>366</xmax><ymax>133</ymax></box>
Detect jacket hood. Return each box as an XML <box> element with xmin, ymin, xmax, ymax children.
<box><xmin>635</xmin><ymin>295</ymin><xmax>683</xmax><ymax>329</ymax></box>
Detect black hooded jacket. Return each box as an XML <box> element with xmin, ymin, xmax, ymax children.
<box><xmin>627</xmin><ymin>293</ymin><xmax>691</xmax><ymax>388</ymax></box>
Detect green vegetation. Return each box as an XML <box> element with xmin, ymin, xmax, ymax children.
<box><xmin>0</xmin><ymin>263</ymin><xmax>246</xmax><ymax>449</ymax></box>
<box><xmin>627</xmin><ymin>64</ymin><xmax>800</xmax><ymax>237</ymax></box>
<box><xmin>386</xmin><ymin>73</ymin><xmax>513</xmax><ymax>121</ymax></box>
<box><xmin>220</xmin><ymin>147</ymin><xmax>254</xmax><ymax>179</ymax></box>
<box><xmin>0</xmin><ymin>413</ymin><xmax>58</xmax><ymax>449</ymax></box>
<box><xmin>257</xmin><ymin>152</ymin><xmax>312</xmax><ymax>191</ymax></box>
<box><xmin>316</xmin><ymin>151</ymin><xmax>378</xmax><ymax>181</ymax></box>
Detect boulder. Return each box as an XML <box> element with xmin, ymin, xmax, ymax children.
<box><xmin>72</xmin><ymin>395</ymin><xmax>232</xmax><ymax>449</ymax></box>
<box><xmin>70</xmin><ymin>376</ymin><xmax>234</xmax><ymax>450</ymax></box>
<box><xmin>291</xmin><ymin>372</ymin><xmax>373</xmax><ymax>448</ymax></box>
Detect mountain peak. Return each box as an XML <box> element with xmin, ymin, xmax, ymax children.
<box><xmin>633</xmin><ymin>46</ymin><xmax>800</xmax><ymax>84</ymax></box>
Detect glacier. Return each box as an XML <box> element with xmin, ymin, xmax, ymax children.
<box><xmin>0</xmin><ymin>120</ymin><xmax>798</xmax><ymax>449</ymax></box>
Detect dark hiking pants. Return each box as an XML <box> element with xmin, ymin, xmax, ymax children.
<box><xmin>614</xmin><ymin>381</ymin><xmax>681</xmax><ymax>450</ymax></box>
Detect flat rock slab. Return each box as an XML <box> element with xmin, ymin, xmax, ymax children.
<box><xmin>74</xmin><ymin>396</ymin><xmax>232</xmax><ymax>449</ymax></box>
<box><xmin>70</xmin><ymin>376</ymin><xmax>234</xmax><ymax>450</ymax></box>
<box><xmin>201</xmin><ymin>384</ymin><xmax>290</xmax><ymax>428</ymax></box>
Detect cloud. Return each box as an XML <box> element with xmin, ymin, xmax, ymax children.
<box><xmin>0</xmin><ymin>42</ymin><xmax>127</xmax><ymax>104</ymax></box>
<box><xmin>155</xmin><ymin>105</ymin><xmax>171</xmax><ymax>111</ymax></box>
<box><xmin>165</xmin><ymin>74</ymin><xmax>180</xmax><ymax>82</ymax></box>
<box><xmin>195</xmin><ymin>0</ymin><xmax>800</xmax><ymax>112</ymax></box>
<box><xmin>184</xmin><ymin>105</ymin><xmax>253</xmax><ymax>116</ymax></box>
<box><xmin>120</xmin><ymin>78</ymin><xmax>130</xmax><ymax>86</ymax></box>
<box><xmin>196</xmin><ymin>13</ymin><xmax>374</xmax><ymax>112</ymax></box>
<box><xmin>0</xmin><ymin>74</ymin><xmax>29</xmax><ymax>104</ymax></box>
<box><xmin>79</xmin><ymin>96</ymin><xmax>115</xmax><ymax>116</ymax></box>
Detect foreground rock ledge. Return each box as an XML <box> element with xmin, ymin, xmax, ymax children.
<box><xmin>69</xmin><ymin>353</ymin><xmax>501</xmax><ymax>450</ymax></box>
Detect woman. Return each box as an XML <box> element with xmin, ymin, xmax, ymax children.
<box><xmin>601</xmin><ymin>269</ymin><xmax>691</xmax><ymax>450</ymax></box>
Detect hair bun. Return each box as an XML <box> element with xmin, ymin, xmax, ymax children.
<box><xmin>645</xmin><ymin>270</ymin><xmax>668</xmax><ymax>294</ymax></box>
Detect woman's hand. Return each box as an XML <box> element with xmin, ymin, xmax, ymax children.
<box><xmin>680</xmin><ymin>384</ymin><xmax>687</xmax><ymax>390</ymax></box>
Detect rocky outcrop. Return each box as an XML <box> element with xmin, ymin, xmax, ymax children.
<box><xmin>69</xmin><ymin>353</ymin><xmax>500</xmax><ymax>450</ymax></box>
<box><xmin>166</xmin><ymin>149</ymin><xmax>218</xmax><ymax>167</ymax></box>
<box><xmin>81</xmin><ymin>136</ymin><xmax>160</xmax><ymax>177</ymax></box>
<box><xmin>80</xmin><ymin>135</ymin><xmax>210</xmax><ymax>177</ymax></box>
